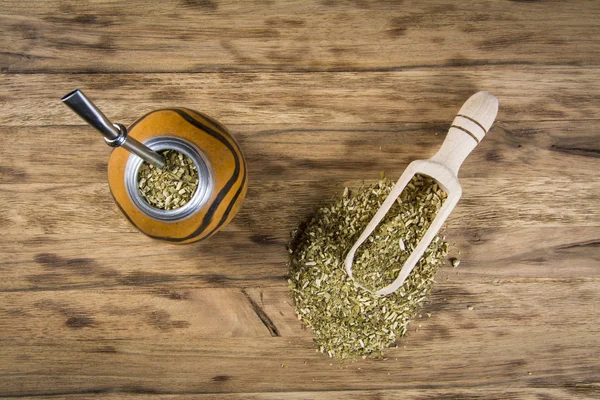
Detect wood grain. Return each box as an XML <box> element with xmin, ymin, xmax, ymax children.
<box><xmin>1</xmin><ymin>0</ymin><xmax>599</xmax><ymax>398</ymax></box>
<box><xmin>3</xmin><ymin>120</ymin><xmax>599</xmax><ymax>184</ymax></box>
<box><xmin>0</xmin><ymin>225</ymin><xmax>598</xmax><ymax>293</ymax></box>
<box><xmin>3</xmin><ymin>281</ymin><xmax>599</xmax><ymax>341</ymax></box>
<box><xmin>0</xmin><ymin>389</ymin><xmax>597</xmax><ymax>400</ymax></box>
<box><xmin>1</xmin><ymin>283</ymin><xmax>599</xmax><ymax>395</ymax></box>
<box><xmin>2</xmin><ymin>67</ymin><xmax>600</xmax><ymax>127</ymax></box>
<box><xmin>1</xmin><ymin>0</ymin><xmax>600</xmax><ymax>73</ymax></box>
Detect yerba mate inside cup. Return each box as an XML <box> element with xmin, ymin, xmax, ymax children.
<box><xmin>125</xmin><ymin>136</ymin><xmax>213</xmax><ymax>221</ymax></box>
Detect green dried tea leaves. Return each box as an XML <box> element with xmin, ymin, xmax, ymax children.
<box><xmin>352</xmin><ymin>174</ymin><xmax>447</xmax><ymax>292</ymax></box>
<box><xmin>288</xmin><ymin>175</ymin><xmax>448</xmax><ymax>359</ymax></box>
<box><xmin>138</xmin><ymin>150</ymin><xmax>199</xmax><ymax>210</ymax></box>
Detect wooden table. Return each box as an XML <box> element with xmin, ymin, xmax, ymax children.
<box><xmin>1</xmin><ymin>1</ymin><xmax>599</xmax><ymax>398</ymax></box>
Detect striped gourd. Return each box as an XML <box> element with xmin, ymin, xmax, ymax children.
<box><xmin>108</xmin><ymin>108</ymin><xmax>247</xmax><ymax>244</ymax></box>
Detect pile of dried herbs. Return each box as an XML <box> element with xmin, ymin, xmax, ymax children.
<box><xmin>288</xmin><ymin>175</ymin><xmax>449</xmax><ymax>359</ymax></box>
<box><xmin>138</xmin><ymin>150</ymin><xmax>199</xmax><ymax>210</ymax></box>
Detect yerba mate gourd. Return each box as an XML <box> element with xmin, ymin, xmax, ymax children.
<box><xmin>62</xmin><ymin>90</ymin><xmax>247</xmax><ymax>244</ymax></box>
<box><xmin>108</xmin><ymin>108</ymin><xmax>247</xmax><ymax>243</ymax></box>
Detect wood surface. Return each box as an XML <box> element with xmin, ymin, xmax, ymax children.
<box><xmin>0</xmin><ymin>0</ymin><xmax>599</xmax><ymax>399</ymax></box>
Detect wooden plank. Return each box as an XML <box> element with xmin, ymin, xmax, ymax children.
<box><xmin>2</xmin><ymin>282</ymin><xmax>599</xmax><ymax>342</ymax></box>
<box><xmin>2</xmin><ymin>388</ymin><xmax>598</xmax><ymax>400</ymax></box>
<box><xmin>0</xmin><ymin>226</ymin><xmax>598</xmax><ymax>292</ymax></box>
<box><xmin>2</xmin><ymin>120</ymin><xmax>599</xmax><ymax>184</ymax></box>
<box><xmin>243</xmin><ymin>279</ymin><xmax>600</xmax><ymax>339</ymax></box>
<box><xmin>0</xmin><ymin>175</ymin><xmax>597</xmax><ymax>236</ymax></box>
<box><xmin>0</xmin><ymin>288</ymin><xmax>277</xmax><ymax>340</ymax></box>
<box><xmin>2</xmin><ymin>67</ymin><xmax>600</xmax><ymax>127</ymax></box>
<box><xmin>1</xmin><ymin>1</ymin><xmax>599</xmax><ymax>73</ymax></box>
<box><xmin>0</xmin><ymin>282</ymin><xmax>598</xmax><ymax>395</ymax></box>
<box><xmin>0</xmin><ymin>231</ymin><xmax>288</xmax><ymax>291</ymax></box>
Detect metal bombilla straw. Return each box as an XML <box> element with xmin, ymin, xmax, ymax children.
<box><xmin>61</xmin><ymin>89</ymin><xmax>166</xmax><ymax>169</ymax></box>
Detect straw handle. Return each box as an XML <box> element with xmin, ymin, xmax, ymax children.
<box><xmin>61</xmin><ymin>89</ymin><xmax>167</xmax><ymax>169</ymax></box>
<box><xmin>430</xmin><ymin>92</ymin><xmax>499</xmax><ymax>176</ymax></box>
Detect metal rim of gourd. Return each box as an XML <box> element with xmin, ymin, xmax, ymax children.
<box><xmin>124</xmin><ymin>136</ymin><xmax>214</xmax><ymax>221</ymax></box>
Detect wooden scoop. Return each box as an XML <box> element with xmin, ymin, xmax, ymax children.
<box><xmin>344</xmin><ymin>91</ymin><xmax>499</xmax><ymax>295</ymax></box>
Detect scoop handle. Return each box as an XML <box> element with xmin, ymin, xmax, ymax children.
<box><xmin>430</xmin><ymin>92</ymin><xmax>499</xmax><ymax>176</ymax></box>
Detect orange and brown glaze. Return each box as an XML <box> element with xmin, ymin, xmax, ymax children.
<box><xmin>108</xmin><ymin>108</ymin><xmax>247</xmax><ymax>244</ymax></box>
